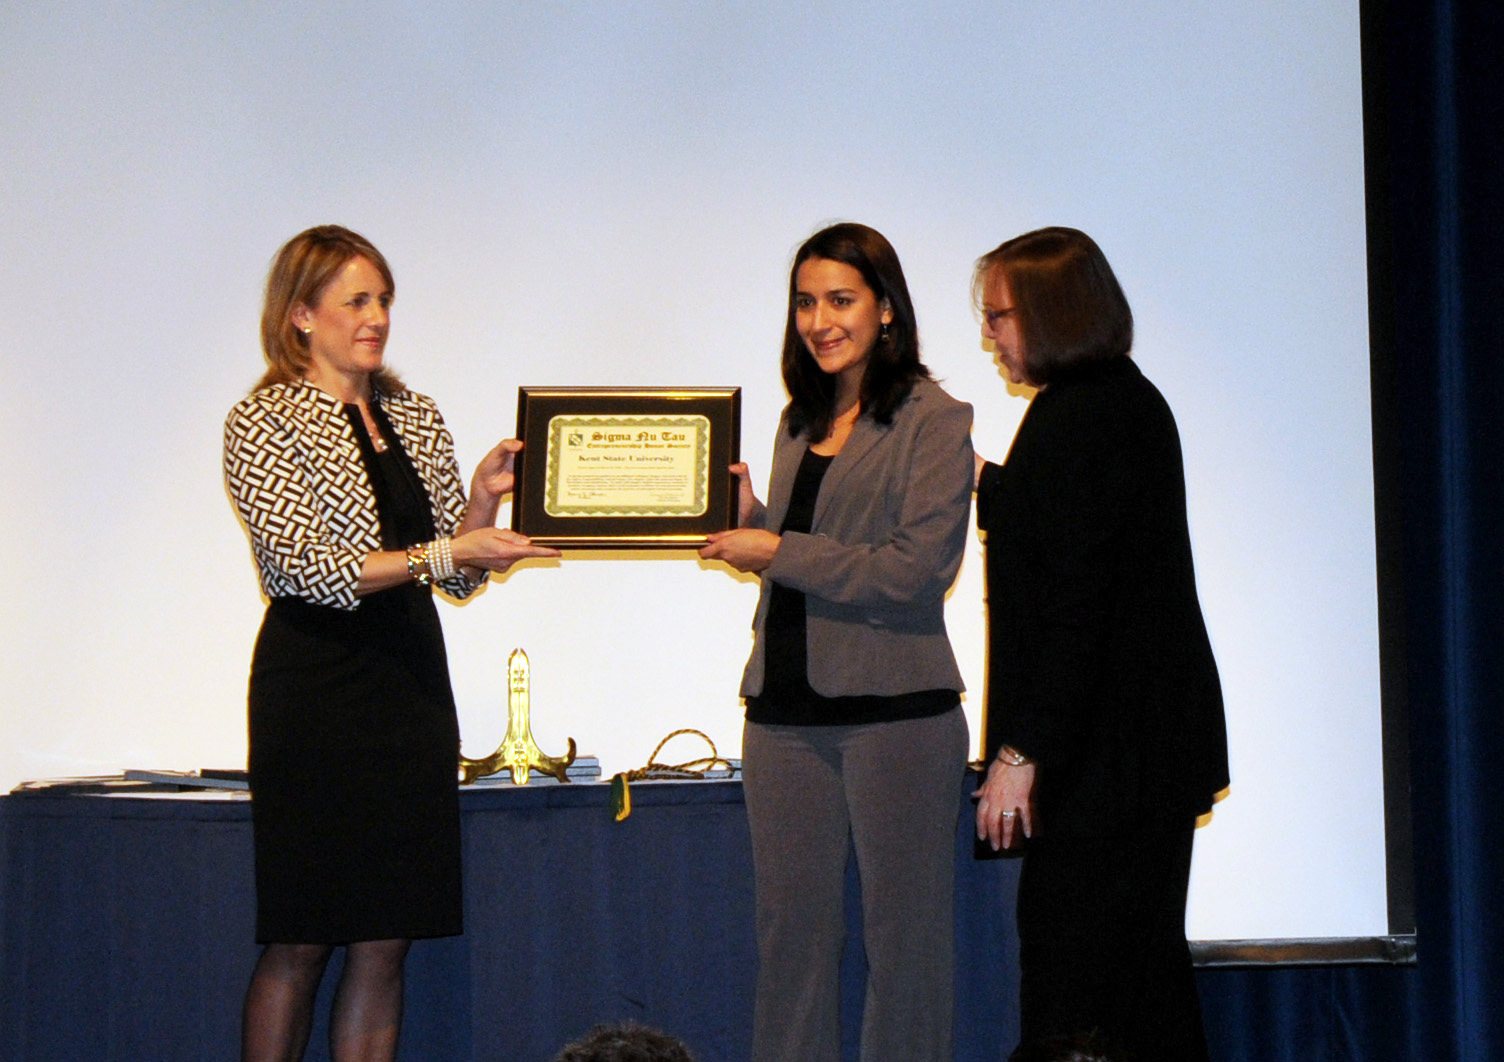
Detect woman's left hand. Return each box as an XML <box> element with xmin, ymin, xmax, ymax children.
<box><xmin>699</xmin><ymin>528</ymin><xmax>780</xmax><ymax>572</ymax></box>
<box><xmin>471</xmin><ymin>438</ymin><xmax>523</xmax><ymax>502</ymax></box>
<box><xmin>974</xmin><ymin>757</ymin><xmax>1037</xmax><ymax>851</ymax></box>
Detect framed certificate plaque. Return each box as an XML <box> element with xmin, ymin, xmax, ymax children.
<box><xmin>511</xmin><ymin>386</ymin><xmax>742</xmax><ymax>548</ymax></box>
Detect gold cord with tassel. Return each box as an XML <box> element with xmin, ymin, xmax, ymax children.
<box><xmin>610</xmin><ymin>729</ymin><xmax>736</xmax><ymax>821</ymax></box>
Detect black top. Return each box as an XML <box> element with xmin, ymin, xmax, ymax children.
<box><xmin>347</xmin><ymin>400</ymin><xmax>437</xmax><ymax>550</ymax></box>
<box><xmin>747</xmin><ymin>447</ymin><xmax>959</xmax><ymax>726</ymax></box>
<box><xmin>978</xmin><ymin>356</ymin><xmax>1228</xmax><ymax>834</ymax></box>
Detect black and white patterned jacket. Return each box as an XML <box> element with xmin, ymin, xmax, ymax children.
<box><xmin>223</xmin><ymin>379</ymin><xmax>485</xmax><ymax>610</ymax></box>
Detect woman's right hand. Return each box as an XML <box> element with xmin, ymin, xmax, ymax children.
<box><xmin>730</xmin><ymin>462</ymin><xmax>761</xmax><ymax>527</ymax></box>
<box><xmin>453</xmin><ymin>527</ymin><xmax>561</xmax><ymax>574</ymax></box>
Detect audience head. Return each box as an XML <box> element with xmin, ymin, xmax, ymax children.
<box><xmin>552</xmin><ymin>1020</ymin><xmax>696</xmax><ymax>1062</ymax></box>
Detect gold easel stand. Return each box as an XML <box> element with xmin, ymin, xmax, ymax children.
<box><xmin>459</xmin><ymin>648</ymin><xmax>577</xmax><ymax>784</ymax></box>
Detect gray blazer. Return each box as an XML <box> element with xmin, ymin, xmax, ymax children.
<box><xmin>739</xmin><ymin>378</ymin><xmax>975</xmax><ymax>699</ymax></box>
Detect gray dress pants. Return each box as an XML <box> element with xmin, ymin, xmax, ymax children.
<box><xmin>742</xmin><ymin>707</ymin><xmax>968</xmax><ymax>1062</ymax></box>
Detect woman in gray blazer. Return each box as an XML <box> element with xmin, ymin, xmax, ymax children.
<box><xmin>701</xmin><ymin>223</ymin><xmax>974</xmax><ymax>1062</ymax></box>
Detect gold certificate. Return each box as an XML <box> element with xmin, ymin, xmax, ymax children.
<box><xmin>512</xmin><ymin>387</ymin><xmax>741</xmax><ymax>548</ymax></box>
<box><xmin>545</xmin><ymin>415</ymin><xmax>710</xmax><ymax>517</ymax></box>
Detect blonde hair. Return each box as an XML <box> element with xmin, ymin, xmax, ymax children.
<box><xmin>254</xmin><ymin>225</ymin><xmax>404</xmax><ymax>394</ymax></box>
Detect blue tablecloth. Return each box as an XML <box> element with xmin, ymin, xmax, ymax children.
<box><xmin>1</xmin><ymin>775</ymin><xmax>1022</xmax><ymax>1062</ymax></box>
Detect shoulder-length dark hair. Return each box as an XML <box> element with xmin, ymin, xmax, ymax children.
<box><xmin>972</xmin><ymin>226</ymin><xmax>1133</xmax><ymax>387</ymax></box>
<box><xmin>254</xmin><ymin>224</ymin><xmax>404</xmax><ymax>394</ymax></box>
<box><xmin>782</xmin><ymin>223</ymin><xmax>931</xmax><ymax>439</ymax></box>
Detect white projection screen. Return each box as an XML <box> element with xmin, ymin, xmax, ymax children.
<box><xmin>0</xmin><ymin>1</ymin><xmax>1382</xmax><ymax>944</ymax></box>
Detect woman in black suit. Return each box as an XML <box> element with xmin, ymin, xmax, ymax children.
<box><xmin>970</xmin><ymin>227</ymin><xmax>1229</xmax><ymax>1062</ymax></box>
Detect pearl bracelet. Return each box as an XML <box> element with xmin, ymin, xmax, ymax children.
<box><xmin>428</xmin><ymin>536</ymin><xmax>456</xmax><ymax>582</ymax></box>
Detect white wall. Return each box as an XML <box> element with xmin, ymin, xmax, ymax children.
<box><xmin>0</xmin><ymin>0</ymin><xmax>1380</xmax><ymax>942</ymax></box>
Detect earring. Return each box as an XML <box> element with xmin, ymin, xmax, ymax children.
<box><xmin>302</xmin><ymin>327</ymin><xmax>312</xmax><ymax>336</ymax></box>
<box><xmin>880</xmin><ymin>322</ymin><xmax>890</xmax><ymax>341</ymax></box>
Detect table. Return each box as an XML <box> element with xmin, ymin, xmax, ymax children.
<box><xmin>1</xmin><ymin>775</ymin><xmax>1021</xmax><ymax>1062</ymax></box>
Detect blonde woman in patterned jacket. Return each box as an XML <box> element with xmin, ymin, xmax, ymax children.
<box><xmin>223</xmin><ymin>225</ymin><xmax>558</xmax><ymax>1062</ymax></box>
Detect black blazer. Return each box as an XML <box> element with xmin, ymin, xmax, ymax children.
<box><xmin>977</xmin><ymin>357</ymin><xmax>1228</xmax><ymax>836</ymax></box>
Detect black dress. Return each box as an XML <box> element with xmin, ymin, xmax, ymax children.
<box><xmin>247</xmin><ymin>403</ymin><xmax>462</xmax><ymax>944</ymax></box>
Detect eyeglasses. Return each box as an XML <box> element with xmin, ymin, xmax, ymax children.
<box><xmin>982</xmin><ymin>307</ymin><xmax>1016</xmax><ymax>328</ymax></box>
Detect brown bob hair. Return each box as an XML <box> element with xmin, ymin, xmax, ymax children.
<box><xmin>973</xmin><ymin>227</ymin><xmax>1133</xmax><ymax>387</ymax></box>
<box><xmin>254</xmin><ymin>225</ymin><xmax>403</xmax><ymax>394</ymax></box>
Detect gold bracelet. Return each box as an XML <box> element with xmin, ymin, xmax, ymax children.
<box><xmin>406</xmin><ymin>544</ymin><xmax>432</xmax><ymax>585</ymax></box>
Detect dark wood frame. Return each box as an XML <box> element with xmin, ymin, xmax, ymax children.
<box><xmin>511</xmin><ymin>386</ymin><xmax>741</xmax><ymax>548</ymax></box>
